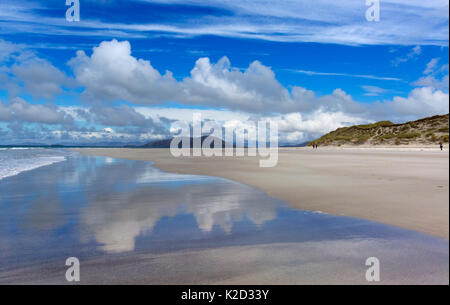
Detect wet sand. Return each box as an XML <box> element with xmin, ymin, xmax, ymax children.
<box><xmin>73</xmin><ymin>148</ymin><xmax>450</xmax><ymax>239</ymax></box>
<box><xmin>1</xmin><ymin>153</ymin><xmax>448</xmax><ymax>284</ymax></box>
<box><xmin>3</xmin><ymin>240</ymin><xmax>448</xmax><ymax>285</ymax></box>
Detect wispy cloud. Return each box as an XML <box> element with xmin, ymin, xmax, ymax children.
<box><xmin>424</xmin><ymin>58</ymin><xmax>440</xmax><ymax>74</ymax></box>
<box><xmin>288</xmin><ymin>69</ymin><xmax>404</xmax><ymax>82</ymax></box>
<box><xmin>361</xmin><ymin>85</ymin><xmax>390</xmax><ymax>96</ymax></box>
<box><xmin>0</xmin><ymin>0</ymin><xmax>448</xmax><ymax>45</ymax></box>
<box><xmin>392</xmin><ymin>46</ymin><xmax>422</xmax><ymax>66</ymax></box>
<box><xmin>412</xmin><ymin>57</ymin><xmax>449</xmax><ymax>91</ymax></box>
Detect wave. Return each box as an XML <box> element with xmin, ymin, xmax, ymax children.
<box><xmin>0</xmin><ymin>149</ymin><xmax>69</xmax><ymax>180</ymax></box>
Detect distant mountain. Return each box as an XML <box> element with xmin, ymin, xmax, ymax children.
<box><xmin>309</xmin><ymin>114</ymin><xmax>449</xmax><ymax>147</ymax></box>
<box><xmin>0</xmin><ymin>144</ymin><xmax>65</xmax><ymax>148</ymax></box>
<box><xmin>127</xmin><ymin>136</ymin><xmax>230</xmax><ymax>148</ymax></box>
<box><xmin>130</xmin><ymin>137</ymin><xmax>312</xmax><ymax>149</ymax></box>
<box><xmin>125</xmin><ymin>138</ymin><xmax>172</xmax><ymax>148</ymax></box>
<box><xmin>1</xmin><ymin>142</ymin><xmax>144</xmax><ymax>148</ymax></box>
<box><xmin>280</xmin><ymin>141</ymin><xmax>310</xmax><ymax>148</ymax></box>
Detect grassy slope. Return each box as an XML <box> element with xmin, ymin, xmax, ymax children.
<box><xmin>309</xmin><ymin>114</ymin><xmax>449</xmax><ymax>146</ymax></box>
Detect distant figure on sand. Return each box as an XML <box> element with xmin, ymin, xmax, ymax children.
<box><xmin>440</xmin><ymin>143</ymin><xmax>443</xmax><ymax>151</ymax></box>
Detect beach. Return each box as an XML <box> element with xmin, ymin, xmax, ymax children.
<box><xmin>1</xmin><ymin>152</ymin><xmax>448</xmax><ymax>284</ymax></box>
<box><xmin>73</xmin><ymin>147</ymin><xmax>449</xmax><ymax>240</ymax></box>
<box><xmin>1</xmin><ymin>150</ymin><xmax>448</xmax><ymax>284</ymax></box>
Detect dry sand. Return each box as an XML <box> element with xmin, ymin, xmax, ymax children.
<box><xmin>72</xmin><ymin>147</ymin><xmax>449</xmax><ymax>239</ymax></box>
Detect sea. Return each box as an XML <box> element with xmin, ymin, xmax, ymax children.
<box><xmin>0</xmin><ymin>147</ymin><xmax>70</xmax><ymax>180</ymax></box>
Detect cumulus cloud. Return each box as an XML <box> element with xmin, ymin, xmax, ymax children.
<box><xmin>0</xmin><ymin>39</ymin><xmax>23</xmax><ymax>63</ymax></box>
<box><xmin>11</xmin><ymin>58</ymin><xmax>72</xmax><ymax>99</ymax></box>
<box><xmin>0</xmin><ymin>95</ymin><xmax>174</xmax><ymax>144</ymax></box>
<box><xmin>0</xmin><ymin>102</ymin><xmax>12</xmax><ymax>121</ymax></box>
<box><xmin>277</xmin><ymin>111</ymin><xmax>368</xmax><ymax>143</ymax></box>
<box><xmin>68</xmin><ymin>40</ymin><xmax>290</xmax><ymax>112</ymax></box>
<box><xmin>67</xmin><ymin>40</ymin><xmax>369</xmax><ymax>115</ymax></box>
<box><xmin>88</xmin><ymin>104</ymin><xmax>154</xmax><ymax>127</ymax></box>
<box><xmin>0</xmin><ymin>40</ymin><xmax>73</xmax><ymax>100</ymax></box>
<box><xmin>83</xmin><ymin>104</ymin><xmax>172</xmax><ymax>138</ymax></box>
<box><xmin>163</xmin><ymin>108</ymin><xmax>369</xmax><ymax>144</ymax></box>
<box><xmin>63</xmin><ymin>39</ymin><xmax>450</xmax><ymax>144</ymax></box>
<box><xmin>1</xmin><ymin>39</ymin><xmax>449</xmax><ymax>145</ymax></box>
<box><xmin>181</xmin><ymin>56</ymin><xmax>293</xmax><ymax>112</ymax></box>
<box><xmin>1</xmin><ymin>98</ymin><xmax>73</xmax><ymax>124</ymax></box>
<box><xmin>68</xmin><ymin>40</ymin><xmax>179</xmax><ymax>104</ymax></box>
<box><xmin>384</xmin><ymin>87</ymin><xmax>449</xmax><ymax>118</ymax></box>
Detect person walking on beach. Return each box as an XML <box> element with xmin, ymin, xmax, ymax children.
<box><xmin>440</xmin><ymin>143</ymin><xmax>443</xmax><ymax>151</ymax></box>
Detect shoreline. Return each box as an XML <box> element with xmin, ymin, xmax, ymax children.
<box><xmin>71</xmin><ymin>147</ymin><xmax>449</xmax><ymax>239</ymax></box>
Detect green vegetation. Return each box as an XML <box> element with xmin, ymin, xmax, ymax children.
<box><xmin>357</xmin><ymin>121</ymin><xmax>394</xmax><ymax>129</ymax></box>
<box><xmin>397</xmin><ymin>132</ymin><xmax>420</xmax><ymax>139</ymax></box>
<box><xmin>334</xmin><ymin>135</ymin><xmax>353</xmax><ymax>141</ymax></box>
<box><xmin>378</xmin><ymin>133</ymin><xmax>395</xmax><ymax>140</ymax></box>
<box><xmin>308</xmin><ymin>113</ymin><xmax>449</xmax><ymax>147</ymax></box>
<box><xmin>355</xmin><ymin>135</ymin><xmax>371</xmax><ymax>144</ymax></box>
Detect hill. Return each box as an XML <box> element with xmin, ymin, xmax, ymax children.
<box><xmin>309</xmin><ymin>114</ymin><xmax>449</xmax><ymax>147</ymax></box>
<box><xmin>126</xmin><ymin>136</ymin><xmax>229</xmax><ymax>148</ymax></box>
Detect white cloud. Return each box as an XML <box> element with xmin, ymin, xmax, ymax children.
<box><xmin>1</xmin><ymin>39</ymin><xmax>449</xmax><ymax>144</ymax></box>
<box><xmin>361</xmin><ymin>85</ymin><xmax>389</xmax><ymax>96</ymax></box>
<box><xmin>1</xmin><ymin>97</ymin><xmax>73</xmax><ymax>124</ymax></box>
<box><xmin>392</xmin><ymin>46</ymin><xmax>422</xmax><ymax>66</ymax></box>
<box><xmin>259</xmin><ymin>111</ymin><xmax>368</xmax><ymax>143</ymax></box>
<box><xmin>0</xmin><ymin>40</ymin><xmax>72</xmax><ymax>100</ymax></box>
<box><xmin>135</xmin><ymin>106</ymin><xmax>368</xmax><ymax>144</ymax></box>
<box><xmin>424</xmin><ymin>58</ymin><xmax>440</xmax><ymax>74</ymax></box>
<box><xmin>413</xmin><ymin>75</ymin><xmax>449</xmax><ymax>91</ymax></box>
<box><xmin>181</xmin><ymin>56</ymin><xmax>291</xmax><ymax>112</ymax></box>
<box><xmin>381</xmin><ymin>87</ymin><xmax>449</xmax><ymax>120</ymax></box>
<box><xmin>0</xmin><ymin>39</ymin><xmax>23</xmax><ymax>63</ymax></box>
<box><xmin>68</xmin><ymin>39</ymin><xmax>179</xmax><ymax>104</ymax></box>
<box><xmin>12</xmin><ymin>58</ymin><xmax>71</xmax><ymax>99</ymax></box>
<box><xmin>412</xmin><ymin>58</ymin><xmax>449</xmax><ymax>91</ymax></box>
<box><xmin>89</xmin><ymin>104</ymin><xmax>154</xmax><ymax>127</ymax></box>
<box><xmin>290</xmin><ymin>70</ymin><xmax>403</xmax><ymax>82</ymax></box>
<box><xmin>64</xmin><ymin>40</ymin><xmax>449</xmax><ymax>143</ymax></box>
<box><xmin>69</xmin><ymin>40</ymin><xmax>292</xmax><ymax>112</ymax></box>
<box><xmin>67</xmin><ymin>40</ymin><xmax>369</xmax><ymax>115</ymax></box>
<box><xmin>1</xmin><ymin>0</ymin><xmax>448</xmax><ymax>45</ymax></box>
<box><xmin>135</xmin><ymin>106</ymin><xmax>250</xmax><ymax>122</ymax></box>
<box><xmin>0</xmin><ymin>102</ymin><xmax>12</xmax><ymax>121</ymax></box>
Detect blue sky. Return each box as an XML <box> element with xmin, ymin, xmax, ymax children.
<box><xmin>0</xmin><ymin>0</ymin><xmax>449</xmax><ymax>144</ymax></box>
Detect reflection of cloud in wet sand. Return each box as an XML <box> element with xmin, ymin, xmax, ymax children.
<box><xmin>1</xmin><ymin>155</ymin><xmax>448</xmax><ymax>285</ymax></box>
<box><xmin>79</xmin><ymin>160</ymin><xmax>278</xmax><ymax>253</ymax></box>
